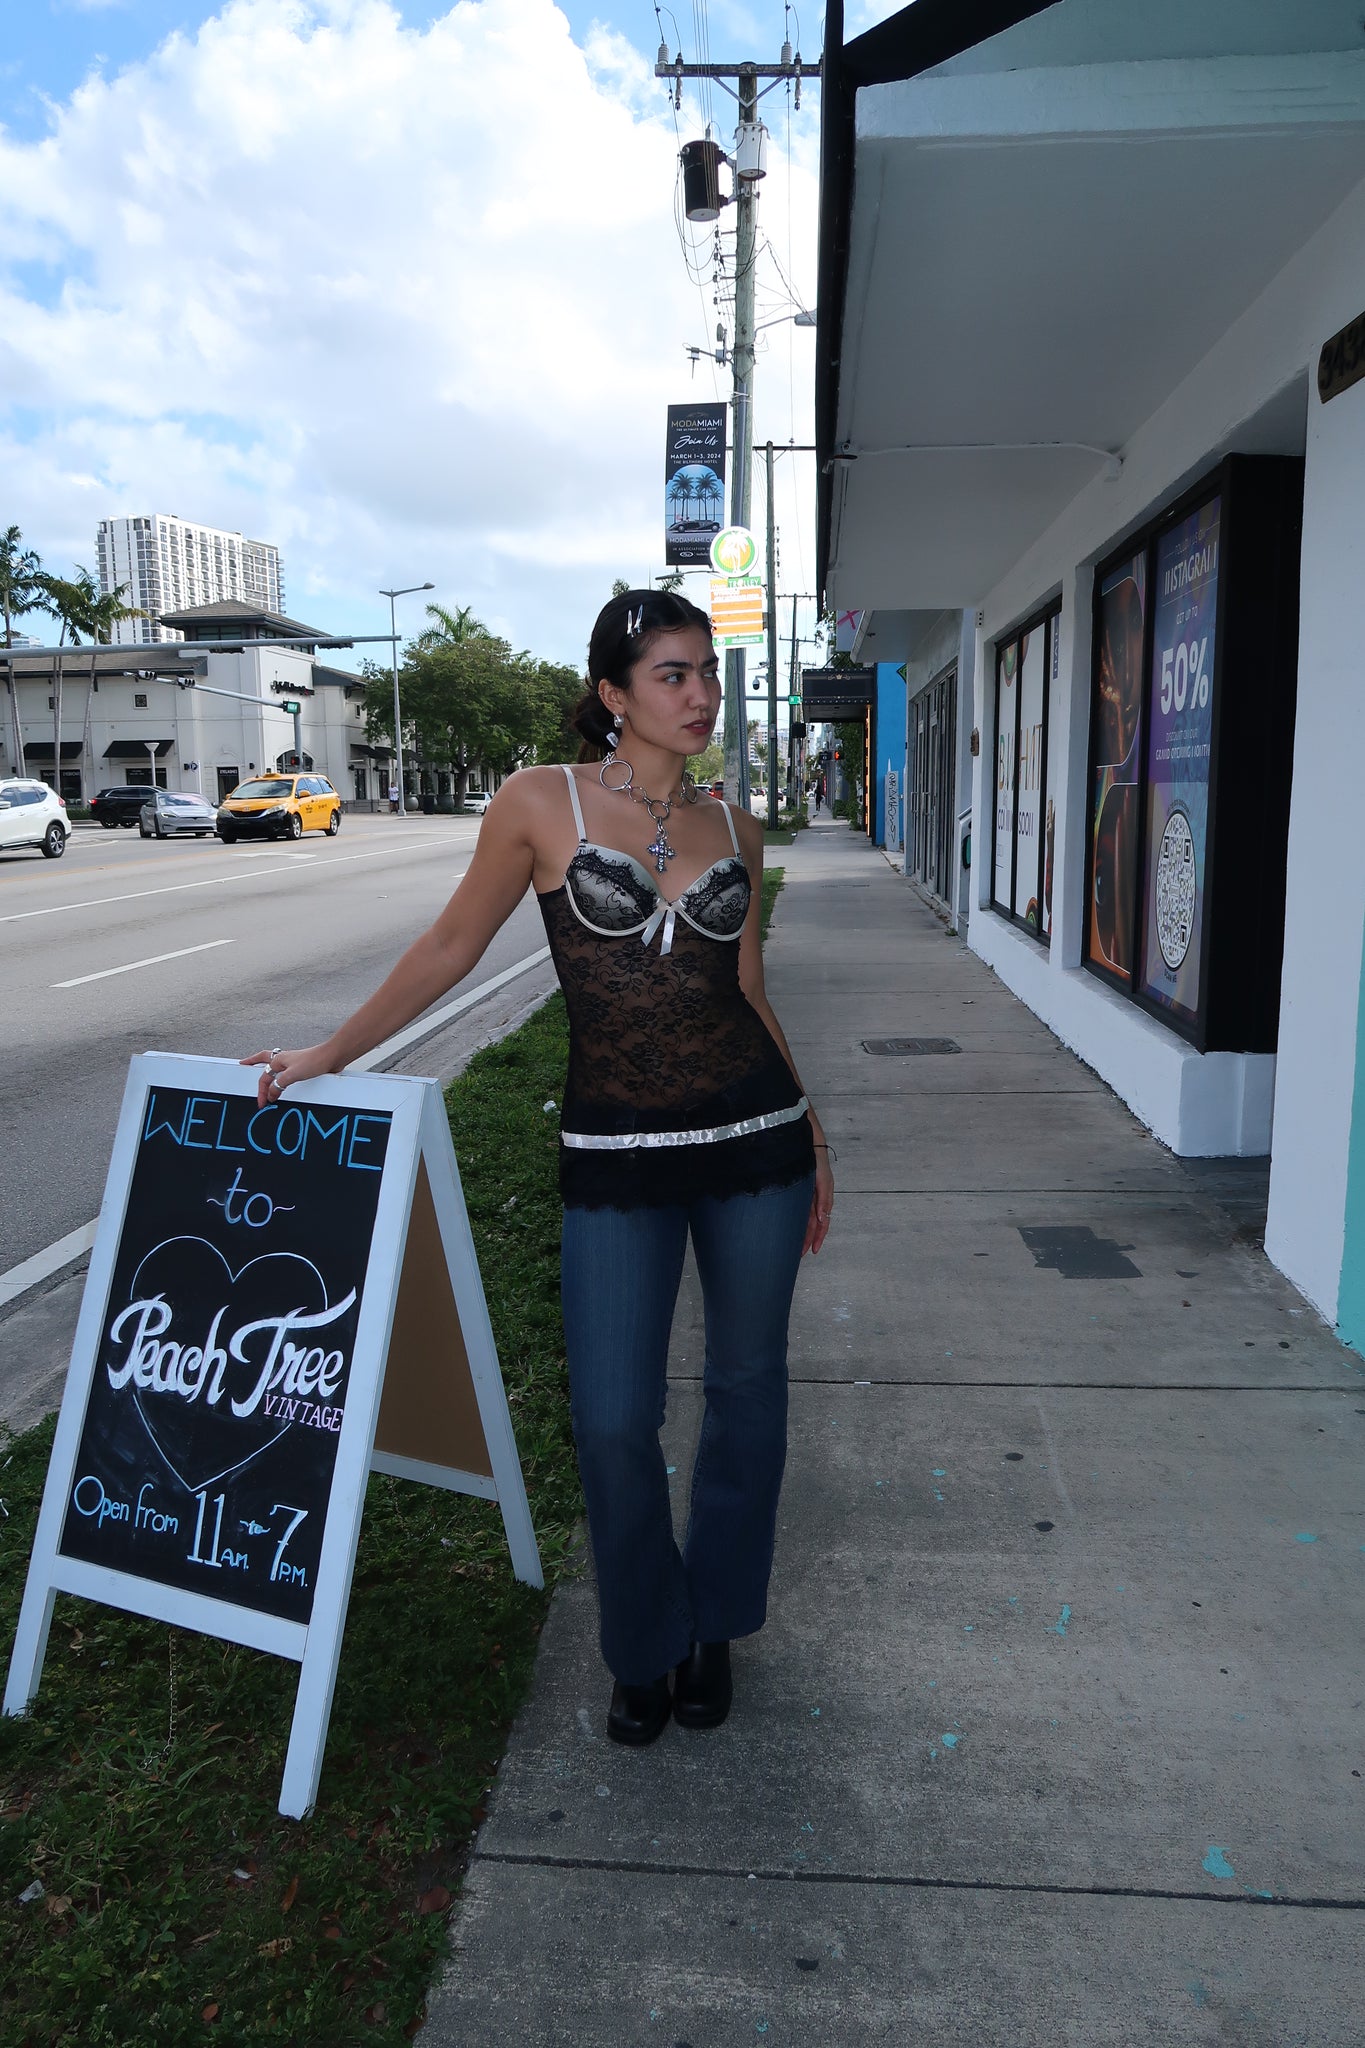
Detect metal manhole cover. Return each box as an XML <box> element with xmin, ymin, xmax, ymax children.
<box><xmin>861</xmin><ymin>1037</ymin><xmax>961</xmax><ymax>1056</ymax></box>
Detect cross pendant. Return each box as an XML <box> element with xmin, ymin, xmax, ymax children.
<box><xmin>647</xmin><ymin>825</ymin><xmax>675</xmax><ymax>874</ymax></box>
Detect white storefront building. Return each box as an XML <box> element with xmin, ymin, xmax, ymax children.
<box><xmin>817</xmin><ymin>0</ymin><xmax>1365</xmax><ymax>1344</ymax></box>
<box><xmin>2</xmin><ymin>601</ymin><xmax>385</xmax><ymax>808</ymax></box>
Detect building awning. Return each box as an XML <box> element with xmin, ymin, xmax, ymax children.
<box><xmin>349</xmin><ymin>742</ymin><xmax>392</xmax><ymax>759</ymax></box>
<box><xmin>817</xmin><ymin>0</ymin><xmax>1365</xmax><ymax>610</ymax></box>
<box><xmin>103</xmin><ymin>739</ymin><xmax>174</xmax><ymax>758</ymax></box>
<box><xmin>801</xmin><ymin>665</ymin><xmax>876</xmax><ymax>722</ymax></box>
<box><xmin>23</xmin><ymin>740</ymin><xmax>84</xmax><ymax>759</ymax></box>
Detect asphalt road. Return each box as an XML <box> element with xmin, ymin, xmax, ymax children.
<box><xmin>0</xmin><ymin>813</ymin><xmax>549</xmax><ymax>1273</ymax></box>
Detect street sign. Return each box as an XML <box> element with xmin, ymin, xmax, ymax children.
<box><xmin>709</xmin><ymin>576</ymin><xmax>766</xmax><ymax>648</ymax></box>
<box><xmin>709</xmin><ymin>526</ymin><xmax>759</xmax><ymax>577</ymax></box>
<box><xmin>281</xmin><ymin>700</ymin><xmax>301</xmax><ymax>716</ymax></box>
<box><xmin>4</xmin><ymin>1054</ymin><xmax>541</xmax><ymax>1819</ymax></box>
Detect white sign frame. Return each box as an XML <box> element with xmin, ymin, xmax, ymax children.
<box><xmin>4</xmin><ymin>1053</ymin><xmax>542</xmax><ymax>1818</ymax></box>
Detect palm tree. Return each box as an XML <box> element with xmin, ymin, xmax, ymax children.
<box><xmin>415</xmin><ymin>601</ymin><xmax>489</xmax><ymax>651</ymax></box>
<box><xmin>0</xmin><ymin>526</ymin><xmax>46</xmax><ymax>771</ymax></box>
<box><xmin>80</xmin><ymin>570</ymin><xmax>147</xmax><ymax>792</ymax></box>
<box><xmin>37</xmin><ymin>570</ymin><xmax>99</xmax><ymax>796</ymax></box>
<box><xmin>666</xmin><ymin>473</ymin><xmax>690</xmax><ymax>535</ymax></box>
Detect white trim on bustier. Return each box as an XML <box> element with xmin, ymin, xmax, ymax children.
<box><xmin>560</xmin><ymin>1096</ymin><xmax>809</xmax><ymax>1150</ymax></box>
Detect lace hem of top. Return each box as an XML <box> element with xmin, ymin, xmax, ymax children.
<box><xmin>560</xmin><ymin>1116</ymin><xmax>816</xmax><ymax>1211</ymax></box>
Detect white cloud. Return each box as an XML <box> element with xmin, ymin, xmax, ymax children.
<box><xmin>0</xmin><ymin>0</ymin><xmax>820</xmax><ymax>663</ymax></box>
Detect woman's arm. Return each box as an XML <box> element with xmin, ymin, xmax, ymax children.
<box><xmin>732</xmin><ymin>811</ymin><xmax>834</xmax><ymax>1255</ymax></box>
<box><xmin>243</xmin><ymin>775</ymin><xmax>541</xmax><ymax>1105</ymax></box>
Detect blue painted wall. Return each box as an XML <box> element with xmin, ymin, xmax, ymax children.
<box><xmin>873</xmin><ymin>663</ymin><xmax>906</xmax><ymax>848</ymax></box>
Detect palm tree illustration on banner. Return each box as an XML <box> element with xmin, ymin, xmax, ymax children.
<box><xmin>666</xmin><ymin>474</ymin><xmax>691</xmax><ymax>535</ymax></box>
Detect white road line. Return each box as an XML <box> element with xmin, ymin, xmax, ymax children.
<box><xmin>0</xmin><ymin>1220</ymin><xmax>100</xmax><ymax>1311</ymax></box>
<box><xmin>345</xmin><ymin>946</ymin><xmax>553</xmax><ymax>1071</ymax></box>
<box><xmin>0</xmin><ymin>945</ymin><xmax>556</xmax><ymax>1308</ymax></box>
<box><xmin>53</xmin><ymin>938</ymin><xmax>234</xmax><ymax>989</ymax></box>
<box><xmin>0</xmin><ymin>833</ymin><xmax>451</xmax><ymax>925</ymax></box>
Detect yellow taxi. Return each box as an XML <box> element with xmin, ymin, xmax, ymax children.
<box><xmin>215</xmin><ymin>773</ymin><xmax>342</xmax><ymax>843</ymax></box>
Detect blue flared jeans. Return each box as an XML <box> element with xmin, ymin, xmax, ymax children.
<box><xmin>560</xmin><ymin>1173</ymin><xmax>813</xmax><ymax>1686</ymax></box>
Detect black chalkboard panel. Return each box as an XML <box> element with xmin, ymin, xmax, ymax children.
<box><xmin>58</xmin><ymin>1084</ymin><xmax>392</xmax><ymax>1625</ymax></box>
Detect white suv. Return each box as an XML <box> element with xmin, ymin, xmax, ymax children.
<box><xmin>0</xmin><ymin>779</ymin><xmax>71</xmax><ymax>859</ymax></box>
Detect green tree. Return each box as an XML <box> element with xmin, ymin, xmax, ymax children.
<box><xmin>414</xmin><ymin>601</ymin><xmax>489</xmax><ymax>652</ymax></box>
<box><xmin>527</xmin><ymin>659</ymin><xmax>586</xmax><ymax>765</ymax></box>
<box><xmin>36</xmin><ymin>568</ymin><xmax>98</xmax><ymax>793</ymax></box>
<box><xmin>0</xmin><ymin>527</ymin><xmax>46</xmax><ymax>768</ymax></box>
<box><xmin>365</xmin><ymin>634</ymin><xmax>542</xmax><ymax>804</ymax></box>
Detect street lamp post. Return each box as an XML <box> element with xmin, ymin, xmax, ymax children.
<box><xmin>378</xmin><ymin>581</ymin><xmax>434</xmax><ymax>816</ymax></box>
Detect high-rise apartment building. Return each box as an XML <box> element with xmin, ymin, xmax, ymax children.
<box><xmin>96</xmin><ymin>515</ymin><xmax>285</xmax><ymax>643</ymax></box>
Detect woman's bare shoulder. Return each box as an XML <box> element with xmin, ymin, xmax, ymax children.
<box><xmin>488</xmin><ymin>764</ymin><xmax>574</xmax><ymax>817</ymax></box>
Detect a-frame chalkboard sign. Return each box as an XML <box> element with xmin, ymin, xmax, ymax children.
<box><xmin>4</xmin><ymin>1053</ymin><xmax>542</xmax><ymax>1818</ymax></box>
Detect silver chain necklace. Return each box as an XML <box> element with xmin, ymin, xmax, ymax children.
<box><xmin>599</xmin><ymin>756</ymin><xmax>697</xmax><ymax>873</ymax></box>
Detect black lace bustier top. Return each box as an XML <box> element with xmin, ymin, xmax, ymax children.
<box><xmin>537</xmin><ymin>764</ymin><xmax>814</xmax><ymax>1209</ymax></box>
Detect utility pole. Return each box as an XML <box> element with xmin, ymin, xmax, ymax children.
<box><xmin>728</xmin><ymin>63</ymin><xmax>758</xmax><ymax>814</ymax></box>
<box><xmin>661</xmin><ymin>46</ymin><xmax>815</xmax><ymax>811</ymax></box>
<box><xmin>788</xmin><ymin>590</ymin><xmax>800</xmax><ymax>806</ymax></box>
<box><xmin>764</xmin><ymin>438</ymin><xmax>779</xmax><ymax>824</ymax></box>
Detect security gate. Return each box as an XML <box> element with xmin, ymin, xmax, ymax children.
<box><xmin>909</xmin><ymin>663</ymin><xmax>957</xmax><ymax>903</ymax></box>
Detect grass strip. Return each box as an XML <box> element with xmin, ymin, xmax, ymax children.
<box><xmin>760</xmin><ymin>863</ymin><xmax>785</xmax><ymax>936</ymax></box>
<box><xmin>0</xmin><ymin>875</ymin><xmax>793</xmax><ymax>2046</ymax></box>
<box><xmin>0</xmin><ymin>997</ymin><xmax>578</xmax><ymax>2047</ymax></box>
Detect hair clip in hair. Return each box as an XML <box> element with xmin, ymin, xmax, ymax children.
<box><xmin>625</xmin><ymin>605</ymin><xmax>644</xmax><ymax>637</ymax></box>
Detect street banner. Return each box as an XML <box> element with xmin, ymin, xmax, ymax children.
<box><xmin>4</xmin><ymin>1054</ymin><xmax>541</xmax><ymax>1819</ymax></box>
<box><xmin>1139</xmin><ymin>494</ymin><xmax>1221</xmax><ymax>1023</ymax></box>
<box><xmin>665</xmin><ymin>403</ymin><xmax>727</xmax><ymax>565</ymax></box>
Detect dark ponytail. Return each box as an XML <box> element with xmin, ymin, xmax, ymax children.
<box><xmin>572</xmin><ymin>587</ymin><xmax>713</xmax><ymax>761</ymax></box>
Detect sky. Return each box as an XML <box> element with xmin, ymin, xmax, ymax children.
<box><xmin>0</xmin><ymin>0</ymin><xmax>828</xmax><ymax>680</ymax></box>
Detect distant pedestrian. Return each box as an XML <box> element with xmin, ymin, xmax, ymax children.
<box><xmin>387</xmin><ymin>780</ymin><xmax>400</xmax><ymax>814</ymax></box>
<box><xmin>814</xmin><ymin>773</ymin><xmax>826</xmax><ymax>812</ymax></box>
<box><xmin>249</xmin><ymin>588</ymin><xmax>834</xmax><ymax>1749</ymax></box>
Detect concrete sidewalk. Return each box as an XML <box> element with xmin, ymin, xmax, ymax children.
<box><xmin>422</xmin><ymin>817</ymin><xmax>1364</xmax><ymax>2047</ymax></box>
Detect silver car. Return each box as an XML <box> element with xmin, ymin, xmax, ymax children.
<box><xmin>138</xmin><ymin>790</ymin><xmax>218</xmax><ymax>840</ymax></box>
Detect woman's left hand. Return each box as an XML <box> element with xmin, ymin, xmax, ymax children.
<box><xmin>804</xmin><ymin>1145</ymin><xmax>834</xmax><ymax>1256</ymax></box>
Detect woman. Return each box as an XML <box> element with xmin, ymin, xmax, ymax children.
<box><xmin>247</xmin><ymin>590</ymin><xmax>834</xmax><ymax>1746</ymax></box>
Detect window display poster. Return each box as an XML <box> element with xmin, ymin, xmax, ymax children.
<box><xmin>1139</xmin><ymin>496</ymin><xmax>1221</xmax><ymax>1021</ymax></box>
<box><xmin>1014</xmin><ymin>627</ymin><xmax>1045</xmax><ymax>927</ymax></box>
<box><xmin>1088</xmin><ymin>551</ymin><xmax>1146</xmax><ymax>981</ymax></box>
<box><xmin>993</xmin><ymin>642</ymin><xmax>1017</xmax><ymax>909</ymax></box>
<box><xmin>1042</xmin><ymin>616</ymin><xmax>1059</xmax><ymax>940</ymax></box>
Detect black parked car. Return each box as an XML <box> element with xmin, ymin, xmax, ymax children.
<box><xmin>90</xmin><ymin>784</ymin><xmax>160</xmax><ymax>828</ymax></box>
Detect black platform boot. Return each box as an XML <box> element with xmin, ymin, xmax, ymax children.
<box><xmin>606</xmin><ymin>1675</ymin><xmax>672</xmax><ymax>1746</ymax></box>
<box><xmin>672</xmin><ymin>1641</ymin><xmax>732</xmax><ymax>1729</ymax></box>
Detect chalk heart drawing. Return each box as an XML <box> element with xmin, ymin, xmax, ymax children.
<box><xmin>104</xmin><ymin>1236</ymin><xmax>356</xmax><ymax>1494</ymax></box>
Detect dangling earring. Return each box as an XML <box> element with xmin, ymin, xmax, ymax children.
<box><xmin>606</xmin><ymin>713</ymin><xmax>624</xmax><ymax>753</ymax></box>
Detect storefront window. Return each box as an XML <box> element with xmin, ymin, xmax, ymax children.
<box><xmin>992</xmin><ymin>604</ymin><xmax>1059</xmax><ymax>940</ymax></box>
<box><xmin>991</xmin><ymin>642</ymin><xmax>1017</xmax><ymax>913</ymax></box>
<box><xmin>1083</xmin><ymin>455</ymin><xmax>1301</xmax><ymax>1053</ymax></box>
<box><xmin>1086</xmin><ymin>552</ymin><xmax>1146</xmax><ymax>984</ymax></box>
<box><xmin>1138</xmin><ymin>496</ymin><xmax>1221</xmax><ymax>1026</ymax></box>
